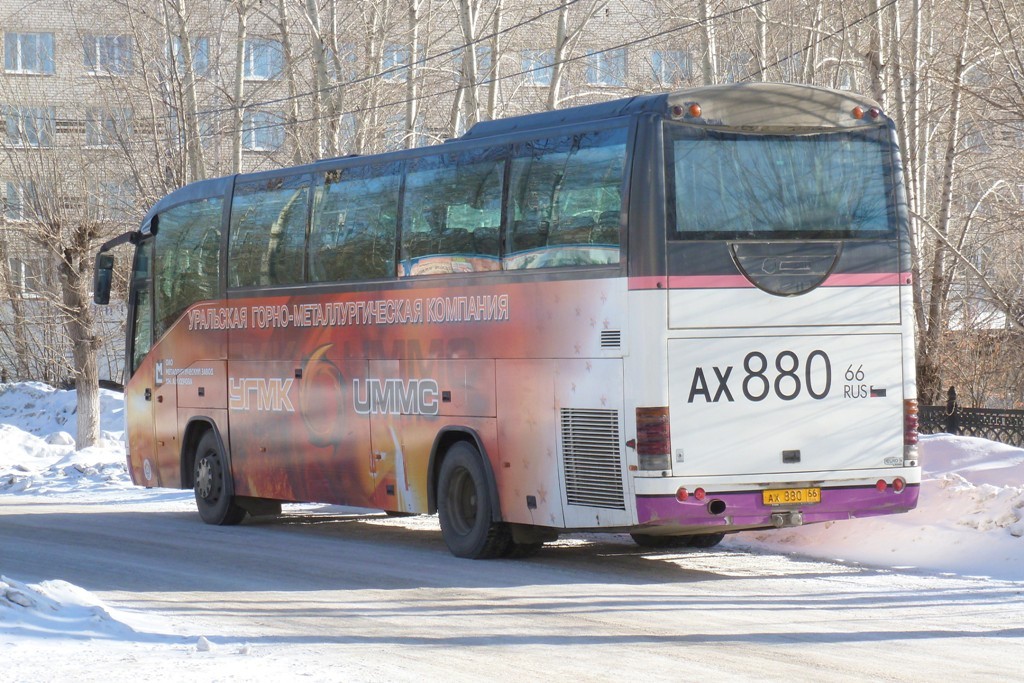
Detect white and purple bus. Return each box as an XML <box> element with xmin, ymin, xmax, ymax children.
<box><xmin>95</xmin><ymin>82</ymin><xmax>920</xmax><ymax>558</ymax></box>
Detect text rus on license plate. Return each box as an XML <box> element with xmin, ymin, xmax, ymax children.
<box><xmin>762</xmin><ymin>488</ymin><xmax>821</xmax><ymax>505</ymax></box>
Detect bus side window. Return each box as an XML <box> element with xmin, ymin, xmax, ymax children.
<box><xmin>152</xmin><ymin>197</ymin><xmax>223</xmax><ymax>339</ymax></box>
<box><xmin>309</xmin><ymin>162</ymin><xmax>400</xmax><ymax>282</ymax></box>
<box><xmin>228</xmin><ymin>175</ymin><xmax>311</xmax><ymax>288</ymax></box>
<box><xmin>398</xmin><ymin>148</ymin><xmax>504</xmax><ymax>277</ymax></box>
<box><xmin>506</xmin><ymin>128</ymin><xmax>626</xmax><ymax>270</ymax></box>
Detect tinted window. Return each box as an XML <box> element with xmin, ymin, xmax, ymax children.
<box><xmin>130</xmin><ymin>240</ymin><xmax>152</xmax><ymax>373</ymax></box>
<box><xmin>667</xmin><ymin>124</ymin><xmax>896</xmax><ymax>240</ymax></box>
<box><xmin>507</xmin><ymin>128</ymin><xmax>625</xmax><ymax>269</ymax></box>
<box><xmin>153</xmin><ymin>198</ymin><xmax>222</xmax><ymax>338</ymax></box>
<box><xmin>399</xmin><ymin>148</ymin><xmax>503</xmax><ymax>276</ymax></box>
<box><xmin>310</xmin><ymin>162</ymin><xmax>400</xmax><ymax>282</ymax></box>
<box><xmin>228</xmin><ymin>175</ymin><xmax>310</xmax><ymax>287</ymax></box>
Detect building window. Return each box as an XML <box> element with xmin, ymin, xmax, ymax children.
<box><xmin>242</xmin><ymin>110</ymin><xmax>284</xmax><ymax>151</ymax></box>
<box><xmin>86</xmin><ymin>108</ymin><xmax>132</xmax><ymax>147</ymax></box>
<box><xmin>586</xmin><ymin>48</ymin><xmax>626</xmax><ymax>87</ymax></box>
<box><xmin>91</xmin><ymin>181</ymin><xmax>135</xmax><ymax>221</ymax></box>
<box><xmin>382</xmin><ymin>44</ymin><xmax>409</xmax><ymax>83</ymax></box>
<box><xmin>84</xmin><ymin>35</ymin><xmax>133</xmax><ymax>75</ymax></box>
<box><xmin>7</xmin><ymin>256</ymin><xmax>47</xmax><ymax>297</ymax></box>
<box><xmin>171</xmin><ymin>36</ymin><xmax>210</xmax><ymax>77</ymax></box>
<box><xmin>652</xmin><ymin>50</ymin><xmax>692</xmax><ymax>87</ymax></box>
<box><xmin>4</xmin><ymin>106</ymin><xmax>55</xmax><ymax>147</ymax></box>
<box><xmin>4</xmin><ymin>32</ymin><xmax>55</xmax><ymax>74</ymax></box>
<box><xmin>722</xmin><ymin>53</ymin><xmax>751</xmax><ymax>83</ymax></box>
<box><xmin>329</xmin><ymin>43</ymin><xmax>358</xmax><ymax>81</ymax></box>
<box><xmin>244</xmin><ymin>38</ymin><xmax>282</xmax><ymax>80</ymax></box>
<box><xmin>4</xmin><ymin>181</ymin><xmax>30</xmax><ymax>221</ymax></box>
<box><xmin>521</xmin><ymin>49</ymin><xmax>553</xmax><ymax>86</ymax></box>
<box><xmin>453</xmin><ymin>45</ymin><xmax>493</xmax><ymax>83</ymax></box>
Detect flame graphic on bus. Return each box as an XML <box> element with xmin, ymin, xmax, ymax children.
<box><xmin>298</xmin><ymin>344</ymin><xmax>346</xmax><ymax>447</ymax></box>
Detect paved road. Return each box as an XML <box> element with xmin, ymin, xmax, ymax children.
<box><xmin>3</xmin><ymin>496</ymin><xmax>1023</xmax><ymax>681</ymax></box>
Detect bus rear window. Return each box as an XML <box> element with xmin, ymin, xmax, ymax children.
<box><xmin>667</xmin><ymin>125</ymin><xmax>897</xmax><ymax>240</ymax></box>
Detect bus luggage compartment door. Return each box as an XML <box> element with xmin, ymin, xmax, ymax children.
<box><xmin>667</xmin><ymin>334</ymin><xmax>904</xmax><ymax>477</ymax></box>
<box><xmin>554</xmin><ymin>358</ymin><xmax>633</xmax><ymax>529</ymax></box>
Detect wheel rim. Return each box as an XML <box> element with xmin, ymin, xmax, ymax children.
<box><xmin>195</xmin><ymin>452</ymin><xmax>221</xmax><ymax>503</ymax></box>
<box><xmin>446</xmin><ymin>466</ymin><xmax>478</xmax><ymax>536</ymax></box>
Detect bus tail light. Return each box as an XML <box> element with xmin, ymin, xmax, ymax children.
<box><xmin>904</xmin><ymin>399</ymin><xmax>919</xmax><ymax>445</ymax></box>
<box><xmin>893</xmin><ymin>478</ymin><xmax>906</xmax><ymax>493</ymax></box>
<box><xmin>904</xmin><ymin>399</ymin><xmax>920</xmax><ymax>466</ymax></box>
<box><xmin>636</xmin><ymin>407</ymin><xmax>671</xmax><ymax>471</ymax></box>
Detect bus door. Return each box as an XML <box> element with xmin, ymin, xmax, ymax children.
<box><xmin>555</xmin><ymin>359</ymin><xmax>633</xmax><ymax>529</ymax></box>
<box><xmin>124</xmin><ymin>238</ymin><xmax>180</xmax><ymax>487</ymax></box>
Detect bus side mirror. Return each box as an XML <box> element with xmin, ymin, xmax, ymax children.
<box><xmin>94</xmin><ymin>253</ymin><xmax>114</xmax><ymax>305</ymax></box>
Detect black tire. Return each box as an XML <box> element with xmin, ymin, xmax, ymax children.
<box><xmin>686</xmin><ymin>532</ymin><xmax>725</xmax><ymax>548</ymax></box>
<box><xmin>193</xmin><ymin>431</ymin><xmax>246</xmax><ymax>526</ymax></box>
<box><xmin>437</xmin><ymin>442</ymin><xmax>509</xmax><ymax>559</ymax></box>
<box><xmin>629</xmin><ymin>533</ymin><xmax>692</xmax><ymax>549</ymax></box>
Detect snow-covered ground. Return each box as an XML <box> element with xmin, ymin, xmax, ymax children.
<box><xmin>2</xmin><ymin>381</ymin><xmax>1023</xmax><ymax>675</ymax></box>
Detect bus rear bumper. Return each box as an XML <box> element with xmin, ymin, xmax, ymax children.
<box><xmin>634</xmin><ymin>483</ymin><xmax>920</xmax><ymax>533</ymax></box>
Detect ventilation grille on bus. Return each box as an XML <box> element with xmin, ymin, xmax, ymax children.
<box><xmin>561</xmin><ymin>408</ymin><xmax>625</xmax><ymax>510</ymax></box>
<box><xmin>600</xmin><ymin>330</ymin><xmax>622</xmax><ymax>349</ymax></box>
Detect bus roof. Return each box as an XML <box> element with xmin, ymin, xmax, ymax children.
<box><xmin>140</xmin><ymin>83</ymin><xmax>885</xmax><ymax>231</ymax></box>
<box><xmin>462</xmin><ymin>82</ymin><xmax>885</xmax><ymax>140</ymax></box>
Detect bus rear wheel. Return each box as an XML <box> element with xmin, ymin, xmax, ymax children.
<box><xmin>193</xmin><ymin>431</ymin><xmax>246</xmax><ymax>526</ymax></box>
<box><xmin>437</xmin><ymin>442</ymin><xmax>510</xmax><ymax>559</ymax></box>
<box><xmin>686</xmin><ymin>532</ymin><xmax>725</xmax><ymax>548</ymax></box>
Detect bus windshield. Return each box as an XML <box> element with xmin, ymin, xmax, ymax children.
<box><xmin>667</xmin><ymin>124</ymin><xmax>897</xmax><ymax>240</ymax></box>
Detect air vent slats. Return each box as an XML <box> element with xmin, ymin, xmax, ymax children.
<box><xmin>600</xmin><ymin>330</ymin><xmax>621</xmax><ymax>349</ymax></box>
<box><xmin>561</xmin><ymin>408</ymin><xmax>624</xmax><ymax>510</ymax></box>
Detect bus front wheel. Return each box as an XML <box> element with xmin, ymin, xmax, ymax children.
<box><xmin>193</xmin><ymin>431</ymin><xmax>246</xmax><ymax>526</ymax></box>
<box><xmin>437</xmin><ymin>442</ymin><xmax>509</xmax><ymax>559</ymax></box>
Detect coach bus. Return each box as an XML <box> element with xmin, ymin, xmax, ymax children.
<box><xmin>94</xmin><ymin>82</ymin><xmax>920</xmax><ymax>558</ymax></box>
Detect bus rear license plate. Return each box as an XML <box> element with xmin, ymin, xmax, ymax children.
<box><xmin>762</xmin><ymin>488</ymin><xmax>821</xmax><ymax>505</ymax></box>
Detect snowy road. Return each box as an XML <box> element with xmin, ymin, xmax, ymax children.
<box><xmin>4</xmin><ymin>495</ymin><xmax>1023</xmax><ymax>681</ymax></box>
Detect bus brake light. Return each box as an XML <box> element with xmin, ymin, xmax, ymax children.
<box><xmin>904</xmin><ymin>399</ymin><xmax>919</xmax><ymax>446</ymax></box>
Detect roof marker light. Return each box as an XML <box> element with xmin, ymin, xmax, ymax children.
<box><xmin>852</xmin><ymin>106</ymin><xmax>865</xmax><ymax>120</ymax></box>
<box><xmin>869</xmin><ymin>107</ymin><xmax>881</xmax><ymax>119</ymax></box>
<box><xmin>688</xmin><ymin>103</ymin><xmax>702</xmax><ymax>118</ymax></box>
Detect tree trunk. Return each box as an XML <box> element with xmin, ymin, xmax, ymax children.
<box><xmin>277</xmin><ymin>0</ymin><xmax>302</xmax><ymax>165</ymax></box>
<box><xmin>699</xmin><ymin>0</ymin><xmax>718</xmax><ymax>85</ymax></box>
<box><xmin>406</xmin><ymin>0</ymin><xmax>421</xmax><ymax>147</ymax></box>
<box><xmin>231</xmin><ymin>2</ymin><xmax>249</xmax><ymax>173</ymax></box>
<box><xmin>60</xmin><ymin>230</ymin><xmax>100</xmax><ymax>448</ymax></box>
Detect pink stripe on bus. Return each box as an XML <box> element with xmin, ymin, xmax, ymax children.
<box><xmin>625</xmin><ymin>273</ymin><xmax>912</xmax><ymax>290</ymax></box>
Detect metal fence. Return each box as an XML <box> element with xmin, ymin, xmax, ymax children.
<box><xmin>920</xmin><ymin>404</ymin><xmax>1024</xmax><ymax>448</ymax></box>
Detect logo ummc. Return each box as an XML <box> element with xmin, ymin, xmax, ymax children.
<box><xmin>353</xmin><ymin>378</ymin><xmax>439</xmax><ymax>416</ymax></box>
<box><xmin>229</xmin><ymin>378</ymin><xmax>295</xmax><ymax>412</ymax></box>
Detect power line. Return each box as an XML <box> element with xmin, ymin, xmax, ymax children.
<box><xmin>4</xmin><ymin>0</ymin><xmax>896</xmax><ymax>154</ymax></box>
